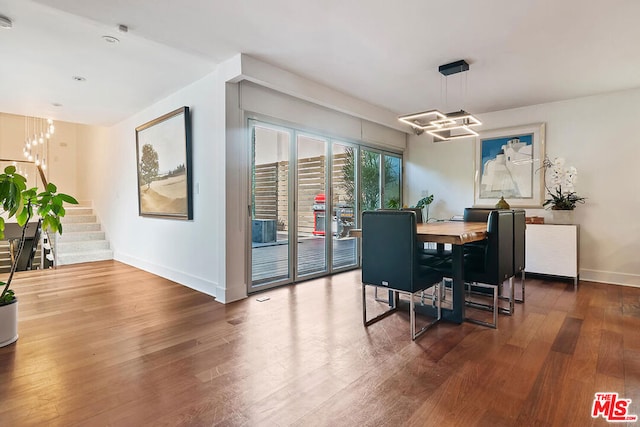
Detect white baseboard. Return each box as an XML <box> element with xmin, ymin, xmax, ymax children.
<box><xmin>115</xmin><ymin>252</ymin><xmax>219</xmax><ymax>299</ymax></box>
<box><xmin>580</xmin><ymin>269</ymin><xmax>640</xmax><ymax>287</ymax></box>
<box><xmin>216</xmin><ymin>283</ymin><xmax>247</xmax><ymax>304</ymax></box>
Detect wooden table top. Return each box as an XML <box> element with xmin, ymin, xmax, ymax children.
<box><xmin>350</xmin><ymin>221</ymin><xmax>487</xmax><ymax>245</ymax></box>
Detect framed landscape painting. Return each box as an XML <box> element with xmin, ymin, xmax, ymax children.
<box><xmin>473</xmin><ymin>122</ymin><xmax>545</xmax><ymax>208</ymax></box>
<box><xmin>135</xmin><ymin>106</ymin><xmax>193</xmax><ymax>219</ymax></box>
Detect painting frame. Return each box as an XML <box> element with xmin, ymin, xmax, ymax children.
<box><xmin>473</xmin><ymin>122</ymin><xmax>546</xmax><ymax>208</ymax></box>
<box><xmin>135</xmin><ymin>106</ymin><xmax>193</xmax><ymax>220</ymax></box>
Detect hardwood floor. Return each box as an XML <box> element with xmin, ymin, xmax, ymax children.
<box><xmin>1</xmin><ymin>260</ymin><xmax>639</xmax><ymax>426</ymax></box>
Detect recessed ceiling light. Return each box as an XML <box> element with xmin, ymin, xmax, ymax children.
<box><xmin>102</xmin><ymin>35</ymin><xmax>119</xmax><ymax>44</ymax></box>
<box><xmin>0</xmin><ymin>15</ymin><xmax>12</xmax><ymax>29</ymax></box>
<box><xmin>72</xmin><ymin>76</ymin><xmax>86</xmax><ymax>82</ymax></box>
<box><xmin>52</xmin><ymin>103</ymin><xmax>63</xmax><ymax>107</ymax></box>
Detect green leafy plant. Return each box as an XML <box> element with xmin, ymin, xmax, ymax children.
<box><xmin>413</xmin><ymin>193</ymin><xmax>434</xmax><ymax>221</ymax></box>
<box><xmin>341</xmin><ymin>147</ymin><xmax>398</xmax><ymax>211</ymax></box>
<box><xmin>387</xmin><ymin>198</ymin><xmax>400</xmax><ymax>209</ymax></box>
<box><xmin>543</xmin><ymin>186</ymin><xmax>586</xmax><ymax>210</ymax></box>
<box><xmin>0</xmin><ymin>165</ymin><xmax>78</xmax><ymax>305</ymax></box>
<box><xmin>414</xmin><ymin>194</ymin><xmax>434</xmax><ymax>210</ymax></box>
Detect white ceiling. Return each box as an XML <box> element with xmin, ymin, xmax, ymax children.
<box><xmin>1</xmin><ymin>0</ymin><xmax>640</xmax><ymax>127</ymax></box>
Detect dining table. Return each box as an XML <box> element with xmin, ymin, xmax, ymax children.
<box><xmin>350</xmin><ymin>220</ymin><xmax>488</xmax><ymax>324</ymax></box>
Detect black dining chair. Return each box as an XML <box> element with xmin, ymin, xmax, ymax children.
<box><xmin>401</xmin><ymin>207</ymin><xmax>448</xmax><ymax>264</ymax></box>
<box><xmin>462</xmin><ymin>207</ymin><xmax>493</xmax><ymax>259</ymax></box>
<box><xmin>378</xmin><ymin>207</ymin><xmax>431</xmax><ymax>266</ymax></box>
<box><xmin>464</xmin><ymin>207</ymin><xmax>524</xmax><ymax>306</ymax></box>
<box><xmin>463</xmin><ymin>210</ymin><xmax>514</xmax><ymax>328</ymax></box>
<box><xmin>435</xmin><ymin>209</ymin><xmax>514</xmax><ymax>328</ymax></box>
<box><xmin>467</xmin><ymin>208</ymin><xmax>525</xmax><ymax>305</ymax></box>
<box><xmin>361</xmin><ymin>210</ymin><xmax>443</xmax><ymax>340</ymax></box>
<box><xmin>401</xmin><ymin>207</ymin><xmax>423</xmax><ymax>223</ymax></box>
<box><xmin>512</xmin><ymin>209</ymin><xmax>526</xmax><ymax>303</ymax></box>
<box><xmin>463</xmin><ymin>207</ymin><xmax>495</xmax><ymax>222</ymax></box>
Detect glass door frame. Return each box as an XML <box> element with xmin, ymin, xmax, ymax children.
<box><xmin>293</xmin><ymin>131</ymin><xmax>330</xmax><ymax>281</ymax></box>
<box><xmin>247</xmin><ymin>117</ymin><xmax>402</xmax><ymax>294</ymax></box>
<box><xmin>330</xmin><ymin>140</ymin><xmax>360</xmax><ymax>273</ymax></box>
<box><xmin>358</xmin><ymin>146</ymin><xmax>404</xmax><ymax>211</ymax></box>
<box><xmin>382</xmin><ymin>151</ymin><xmax>403</xmax><ymax>209</ymax></box>
<box><xmin>248</xmin><ymin>119</ymin><xmax>296</xmax><ymax>292</ymax></box>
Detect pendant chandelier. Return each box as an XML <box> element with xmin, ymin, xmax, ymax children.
<box><xmin>398</xmin><ymin>60</ymin><xmax>481</xmax><ymax>141</ymax></box>
<box><xmin>22</xmin><ymin>116</ymin><xmax>54</xmax><ymax>170</ymax></box>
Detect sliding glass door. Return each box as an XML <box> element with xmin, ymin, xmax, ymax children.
<box><xmin>250</xmin><ymin>123</ymin><xmax>292</xmax><ymax>287</ymax></box>
<box><xmin>360</xmin><ymin>149</ymin><xmax>381</xmax><ymax>211</ymax></box>
<box><xmin>249</xmin><ymin>119</ymin><xmax>400</xmax><ymax>292</ymax></box>
<box><xmin>332</xmin><ymin>142</ymin><xmax>358</xmax><ymax>269</ymax></box>
<box><xmin>296</xmin><ymin>134</ymin><xmax>328</xmax><ymax>278</ymax></box>
<box><xmin>360</xmin><ymin>149</ymin><xmax>402</xmax><ymax>211</ymax></box>
<box><xmin>383</xmin><ymin>154</ymin><xmax>402</xmax><ymax>209</ymax></box>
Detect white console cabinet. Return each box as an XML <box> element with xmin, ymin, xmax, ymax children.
<box><xmin>525</xmin><ymin>224</ymin><xmax>579</xmax><ymax>287</ymax></box>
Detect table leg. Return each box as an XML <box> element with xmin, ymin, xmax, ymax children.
<box><xmin>443</xmin><ymin>244</ymin><xmax>464</xmax><ymax>323</ymax></box>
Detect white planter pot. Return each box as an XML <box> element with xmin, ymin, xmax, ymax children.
<box><xmin>551</xmin><ymin>210</ymin><xmax>574</xmax><ymax>225</ymax></box>
<box><xmin>0</xmin><ymin>299</ymin><xmax>18</xmax><ymax>347</ymax></box>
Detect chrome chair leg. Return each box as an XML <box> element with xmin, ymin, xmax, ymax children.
<box><xmin>373</xmin><ymin>286</ymin><xmax>392</xmax><ymax>303</ymax></box>
<box><xmin>411</xmin><ymin>284</ymin><xmax>441</xmax><ymax>340</ymax></box>
<box><xmin>515</xmin><ymin>270</ymin><xmax>525</xmax><ymax>303</ymax></box>
<box><xmin>363</xmin><ymin>284</ymin><xmax>398</xmax><ymax>326</ymax></box>
<box><xmin>509</xmin><ymin>276</ymin><xmax>515</xmax><ymax>314</ymax></box>
<box><xmin>497</xmin><ymin>277</ymin><xmax>515</xmax><ymax>316</ymax></box>
<box><xmin>363</xmin><ymin>283</ymin><xmax>441</xmax><ymax>340</ymax></box>
<box><xmin>420</xmin><ymin>280</ymin><xmax>444</xmax><ymax>306</ymax></box>
<box><xmin>464</xmin><ymin>281</ymin><xmax>498</xmax><ymax>329</ymax></box>
<box><xmin>410</xmin><ymin>292</ymin><xmax>416</xmax><ymax>339</ymax></box>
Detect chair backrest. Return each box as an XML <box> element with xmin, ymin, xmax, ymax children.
<box><xmin>512</xmin><ymin>209</ymin><xmax>526</xmax><ymax>273</ymax></box>
<box><xmin>466</xmin><ymin>210</ymin><xmax>514</xmax><ymax>285</ymax></box>
<box><xmin>402</xmin><ymin>207</ymin><xmax>423</xmax><ymax>223</ymax></box>
<box><xmin>463</xmin><ymin>207</ymin><xmax>494</xmax><ymax>223</ymax></box>
<box><xmin>462</xmin><ymin>207</ymin><xmax>492</xmax><ymax>254</ymax></box>
<box><xmin>485</xmin><ymin>210</ymin><xmax>514</xmax><ymax>282</ymax></box>
<box><xmin>361</xmin><ymin>210</ymin><xmax>418</xmax><ymax>292</ymax></box>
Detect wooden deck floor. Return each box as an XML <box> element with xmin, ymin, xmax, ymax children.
<box><xmin>1</xmin><ymin>260</ymin><xmax>639</xmax><ymax>426</ymax></box>
<box><xmin>252</xmin><ymin>236</ymin><xmax>357</xmax><ymax>282</ymax></box>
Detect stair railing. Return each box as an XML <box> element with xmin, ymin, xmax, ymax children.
<box><xmin>0</xmin><ymin>159</ymin><xmax>57</xmax><ymax>270</ymax></box>
<box><xmin>35</xmin><ymin>164</ymin><xmax>58</xmax><ymax>269</ymax></box>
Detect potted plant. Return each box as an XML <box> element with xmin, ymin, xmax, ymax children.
<box><xmin>0</xmin><ymin>165</ymin><xmax>78</xmax><ymax>347</ymax></box>
<box><xmin>543</xmin><ymin>187</ymin><xmax>586</xmax><ymax>210</ymax></box>
<box><xmin>413</xmin><ymin>193</ymin><xmax>434</xmax><ymax>222</ymax></box>
<box><xmin>541</xmin><ymin>157</ymin><xmax>585</xmax><ymax>223</ymax></box>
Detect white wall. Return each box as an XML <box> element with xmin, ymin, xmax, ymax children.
<box><xmin>79</xmin><ymin>72</ymin><xmax>223</xmax><ymax>298</ymax></box>
<box><xmin>76</xmin><ymin>124</ymin><xmax>110</xmax><ymax>202</ymax></box>
<box><xmin>239</xmin><ymin>81</ymin><xmax>406</xmax><ymax>150</ymax></box>
<box><xmin>404</xmin><ymin>88</ymin><xmax>640</xmax><ymax>286</ymax></box>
